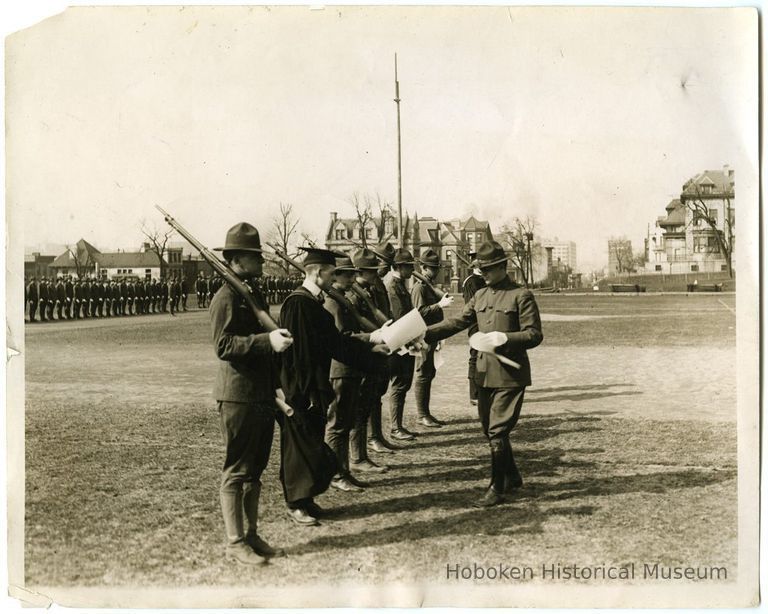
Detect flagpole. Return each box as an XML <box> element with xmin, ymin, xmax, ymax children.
<box><xmin>394</xmin><ymin>53</ymin><xmax>403</xmax><ymax>248</ymax></box>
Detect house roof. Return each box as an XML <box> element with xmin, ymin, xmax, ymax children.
<box><xmin>462</xmin><ymin>216</ymin><xmax>490</xmax><ymax>231</ymax></box>
<box><xmin>658</xmin><ymin>202</ymin><xmax>686</xmax><ymax>227</ymax></box>
<box><xmin>98</xmin><ymin>252</ymin><xmax>165</xmax><ymax>268</ymax></box>
<box><xmin>682</xmin><ymin>169</ymin><xmax>735</xmax><ymax>196</ymax></box>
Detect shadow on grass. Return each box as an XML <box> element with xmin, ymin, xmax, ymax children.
<box><xmin>530</xmin><ymin>383</ymin><xmax>635</xmax><ymax>394</ymax></box>
<box><xmin>297</xmin><ymin>466</ymin><xmax>736</xmax><ymax>554</ymax></box>
<box><xmin>527</xmin><ymin>390</ymin><xmax>643</xmax><ymax>403</ymax></box>
<box><xmin>402</xmin><ymin>414</ymin><xmax>605</xmax><ymax>450</ymax></box>
<box><xmin>291</xmin><ymin>491</ymin><xmax>546</xmax><ymax>555</ymax></box>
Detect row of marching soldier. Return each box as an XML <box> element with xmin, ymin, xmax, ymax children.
<box><xmin>208</xmin><ymin>220</ymin><xmax>542</xmax><ymax>566</ymax></box>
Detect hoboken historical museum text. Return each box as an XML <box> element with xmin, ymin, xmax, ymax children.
<box><xmin>446</xmin><ymin>563</ymin><xmax>729</xmax><ymax>582</ymax></box>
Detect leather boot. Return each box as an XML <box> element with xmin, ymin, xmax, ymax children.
<box><xmin>474</xmin><ymin>441</ymin><xmax>506</xmax><ymax>508</ymax></box>
<box><xmin>221</xmin><ymin>489</ymin><xmax>266</xmax><ymax>565</ymax></box>
<box><xmin>350</xmin><ymin>419</ymin><xmax>368</xmax><ymax>465</ymax></box>
<box><xmin>243</xmin><ymin>482</ymin><xmax>285</xmax><ymax>558</ymax></box>
<box><xmin>504</xmin><ymin>441</ymin><xmax>523</xmax><ymax>492</ymax></box>
<box><xmin>414</xmin><ymin>379</ymin><xmax>428</xmax><ymax>420</ymax></box>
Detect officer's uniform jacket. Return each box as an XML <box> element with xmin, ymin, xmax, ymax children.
<box><xmin>425</xmin><ymin>275</ymin><xmax>543</xmax><ymax>388</ymax></box>
<box><xmin>370</xmin><ymin>275</ymin><xmax>392</xmax><ymax>320</ymax></box>
<box><xmin>325</xmin><ymin>285</ymin><xmax>367</xmax><ymax>379</ymax></box>
<box><xmin>210</xmin><ymin>283</ymin><xmax>277</xmax><ymax>403</ymax></box>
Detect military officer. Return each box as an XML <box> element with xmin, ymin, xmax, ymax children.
<box><xmin>424</xmin><ymin>241</ymin><xmax>543</xmax><ymax>507</ymax></box>
<box><xmin>210</xmin><ymin>222</ymin><xmax>294</xmax><ymax>565</ymax></box>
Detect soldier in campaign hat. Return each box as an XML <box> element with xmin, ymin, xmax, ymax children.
<box><xmin>209</xmin><ymin>222</ymin><xmax>294</xmax><ymax>565</ymax></box>
<box><xmin>384</xmin><ymin>248</ymin><xmax>420</xmax><ymax>441</ymax></box>
<box><xmin>348</xmin><ymin>247</ymin><xmax>394</xmax><ymax>468</ymax></box>
<box><xmin>322</xmin><ymin>256</ymin><xmax>383</xmax><ymax>492</ymax></box>
<box><xmin>411</xmin><ymin>248</ymin><xmax>454</xmax><ymax>427</ymax></box>
<box><xmin>363</xmin><ymin>241</ymin><xmax>399</xmax><ymax>452</ymax></box>
<box><xmin>424</xmin><ymin>241</ymin><xmax>543</xmax><ymax>508</ymax></box>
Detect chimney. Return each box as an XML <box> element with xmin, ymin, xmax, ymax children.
<box><xmin>142</xmin><ymin>242</ymin><xmax>150</xmax><ymax>252</ymax></box>
<box><xmin>330</xmin><ymin>212</ymin><xmax>337</xmax><ymax>223</ymax></box>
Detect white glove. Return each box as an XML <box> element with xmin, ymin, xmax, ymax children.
<box><xmin>369</xmin><ymin>319</ymin><xmax>393</xmax><ymax>345</ymax></box>
<box><xmin>269</xmin><ymin>328</ymin><xmax>294</xmax><ymax>352</ymax></box>
<box><xmin>485</xmin><ymin>331</ymin><xmax>507</xmax><ymax>347</ymax></box>
<box><xmin>438</xmin><ymin>294</ymin><xmax>454</xmax><ymax>308</ymax></box>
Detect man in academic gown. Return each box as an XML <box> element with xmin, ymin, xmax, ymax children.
<box><xmin>277</xmin><ymin>247</ymin><xmax>388</xmax><ymax>526</ymax></box>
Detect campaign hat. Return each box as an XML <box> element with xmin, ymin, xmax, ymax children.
<box><xmin>392</xmin><ymin>248</ymin><xmax>415</xmax><ymax>266</ymax></box>
<box><xmin>418</xmin><ymin>248</ymin><xmax>441</xmax><ymax>268</ymax></box>
<box><xmin>471</xmin><ymin>241</ymin><xmax>508</xmax><ymax>269</ymax></box>
<box><xmin>372</xmin><ymin>241</ymin><xmax>396</xmax><ymax>263</ymax></box>
<box><xmin>333</xmin><ymin>257</ymin><xmax>359</xmax><ymax>273</ymax></box>
<box><xmin>351</xmin><ymin>248</ymin><xmax>380</xmax><ymax>270</ymax></box>
<box><xmin>214</xmin><ymin>222</ymin><xmax>263</xmax><ymax>252</ymax></box>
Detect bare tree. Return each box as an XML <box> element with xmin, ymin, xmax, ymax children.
<box><xmin>269</xmin><ymin>202</ymin><xmax>300</xmax><ymax>277</ymax></box>
<box><xmin>682</xmin><ymin>183</ymin><xmax>734</xmax><ymax>278</ymax></box>
<box><xmin>66</xmin><ymin>241</ymin><xmax>96</xmax><ymax>279</ymax></box>
<box><xmin>140</xmin><ymin>219</ymin><xmax>174</xmax><ymax>279</ymax></box>
<box><xmin>500</xmin><ymin>216</ymin><xmax>539</xmax><ymax>287</ymax></box>
<box><xmin>349</xmin><ymin>192</ymin><xmax>374</xmax><ymax>247</ymax></box>
<box><xmin>610</xmin><ymin>240</ymin><xmax>633</xmax><ymax>275</ymax></box>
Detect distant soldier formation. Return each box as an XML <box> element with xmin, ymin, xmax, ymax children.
<box><xmin>24</xmin><ymin>272</ymin><xmax>303</xmax><ymax>322</ymax></box>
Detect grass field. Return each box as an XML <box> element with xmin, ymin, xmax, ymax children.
<box><xmin>23</xmin><ymin>293</ymin><xmax>737</xmax><ymax>591</ymax></box>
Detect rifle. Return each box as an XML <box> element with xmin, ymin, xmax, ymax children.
<box><xmin>454</xmin><ymin>251</ymin><xmax>473</xmax><ymax>267</ymax></box>
<box><xmin>368</xmin><ymin>246</ymin><xmax>446</xmax><ymax>299</ymax></box>
<box><xmin>349</xmin><ymin>283</ymin><xmax>389</xmax><ymax>326</ymax></box>
<box><xmin>155</xmin><ymin>206</ymin><xmax>295</xmax><ymax>416</ymax></box>
<box><xmin>265</xmin><ymin>243</ymin><xmax>379</xmax><ymax>333</ymax></box>
<box><xmin>155</xmin><ymin>205</ymin><xmax>277</xmax><ymax>332</ymax></box>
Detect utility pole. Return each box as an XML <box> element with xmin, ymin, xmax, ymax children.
<box><xmin>394</xmin><ymin>53</ymin><xmax>403</xmax><ymax>248</ymax></box>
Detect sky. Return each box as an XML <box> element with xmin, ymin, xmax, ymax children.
<box><xmin>6</xmin><ymin>5</ymin><xmax>758</xmax><ymax>273</ymax></box>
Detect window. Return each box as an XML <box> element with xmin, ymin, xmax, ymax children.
<box><xmin>691</xmin><ymin>264</ymin><xmax>699</xmax><ymax>272</ymax></box>
<box><xmin>721</xmin><ymin>265</ymin><xmax>728</xmax><ymax>272</ymax></box>
<box><xmin>335</xmin><ymin>229</ymin><xmax>344</xmax><ymax>240</ymax></box>
<box><xmin>694</xmin><ymin>236</ymin><xmax>720</xmax><ymax>253</ymax></box>
<box><xmin>365</xmin><ymin>227</ymin><xmax>372</xmax><ymax>239</ymax></box>
<box><xmin>128</xmin><ymin>269</ymin><xmax>133</xmax><ymax>274</ymax></box>
<box><xmin>655</xmin><ymin>265</ymin><xmax>662</xmax><ymax>271</ymax></box>
<box><xmin>708</xmin><ymin>209</ymin><xmax>718</xmax><ymax>224</ymax></box>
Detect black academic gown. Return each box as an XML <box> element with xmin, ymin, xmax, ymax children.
<box><xmin>277</xmin><ymin>286</ymin><xmax>378</xmax><ymax>503</ymax></box>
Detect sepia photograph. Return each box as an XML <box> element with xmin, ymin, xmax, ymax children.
<box><xmin>4</xmin><ymin>4</ymin><xmax>760</xmax><ymax>609</ymax></box>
